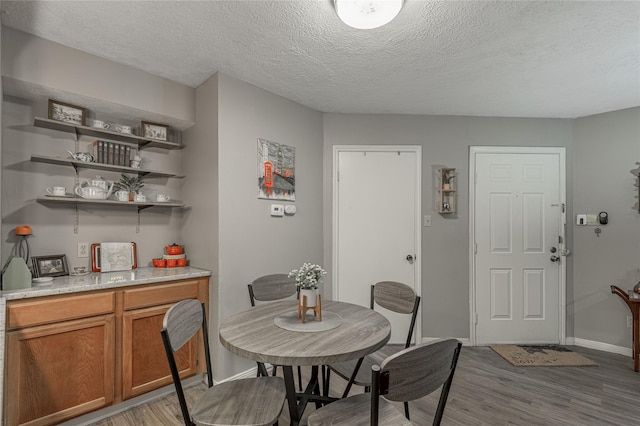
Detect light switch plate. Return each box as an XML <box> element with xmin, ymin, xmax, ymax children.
<box><xmin>270</xmin><ymin>204</ymin><xmax>284</xmax><ymax>217</ymax></box>
<box><xmin>423</xmin><ymin>215</ymin><xmax>432</xmax><ymax>227</ymax></box>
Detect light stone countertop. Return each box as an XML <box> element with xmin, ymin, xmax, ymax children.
<box><xmin>1</xmin><ymin>266</ymin><xmax>212</xmax><ymax>300</ymax></box>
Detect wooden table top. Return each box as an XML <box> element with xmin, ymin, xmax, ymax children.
<box><xmin>219</xmin><ymin>300</ymin><xmax>391</xmax><ymax>366</ymax></box>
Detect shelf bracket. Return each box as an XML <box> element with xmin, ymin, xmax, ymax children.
<box><xmin>135</xmin><ymin>206</ymin><xmax>153</xmax><ymax>233</ymax></box>
<box><xmin>74</xmin><ymin>205</ymin><xmax>79</xmax><ymax>234</ymax></box>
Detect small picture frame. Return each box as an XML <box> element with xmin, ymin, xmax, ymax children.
<box><xmin>32</xmin><ymin>254</ymin><xmax>69</xmax><ymax>278</ymax></box>
<box><xmin>141</xmin><ymin>121</ymin><xmax>169</xmax><ymax>141</ymax></box>
<box><xmin>48</xmin><ymin>99</ymin><xmax>87</xmax><ymax>126</ymax></box>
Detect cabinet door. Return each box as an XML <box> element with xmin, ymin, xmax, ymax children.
<box><xmin>122</xmin><ymin>305</ymin><xmax>197</xmax><ymax>400</ymax></box>
<box><xmin>5</xmin><ymin>315</ymin><xmax>115</xmax><ymax>426</ymax></box>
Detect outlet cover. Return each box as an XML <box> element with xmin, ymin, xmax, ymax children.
<box><xmin>78</xmin><ymin>242</ymin><xmax>89</xmax><ymax>258</ymax></box>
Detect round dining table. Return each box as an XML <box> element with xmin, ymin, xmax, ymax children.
<box><xmin>219</xmin><ymin>300</ymin><xmax>391</xmax><ymax>425</ymax></box>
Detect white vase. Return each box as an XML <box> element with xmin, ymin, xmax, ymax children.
<box><xmin>300</xmin><ymin>289</ymin><xmax>317</xmax><ymax>307</ymax></box>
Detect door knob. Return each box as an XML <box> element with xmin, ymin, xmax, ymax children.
<box><xmin>406</xmin><ymin>255</ymin><xmax>414</xmax><ymax>264</ymax></box>
<box><xmin>550</xmin><ymin>255</ymin><xmax>560</xmax><ymax>262</ymax></box>
<box><xmin>550</xmin><ymin>247</ymin><xmax>557</xmax><ymax>253</ymax></box>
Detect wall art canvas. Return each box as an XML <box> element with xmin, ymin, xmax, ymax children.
<box><xmin>257</xmin><ymin>138</ymin><xmax>295</xmax><ymax>200</ymax></box>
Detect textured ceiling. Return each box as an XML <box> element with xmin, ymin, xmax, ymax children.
<box><xmin>1</xmin><ymin>0</ymin><xmax>639</xmax><ymax>118</ymax></box>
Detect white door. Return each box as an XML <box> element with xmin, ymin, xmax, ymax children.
<box><xmin>471</xmin><ymin>147</ymin><xmax>566</xmax><ymax>345</ymax></box>
<box><xmin>333</xmin><ymin>146</ymin><xmax>421</xmax><ymax>344</ymax></box>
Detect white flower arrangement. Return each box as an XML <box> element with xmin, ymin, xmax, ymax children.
<box><xmin>289</xmin><ymin>263</ymin><xmax>326</xmax><ymax>290</ymax></box>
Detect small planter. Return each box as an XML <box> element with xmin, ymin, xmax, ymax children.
<box><xmin>300</xmin><ymin>289</ymin><xmax>317</xmax><ymax>307</ymax></box>
<box><xmin>297</xmin><ymin>288</ymin><xmax>322</xmax><ymax>323</ymax></box>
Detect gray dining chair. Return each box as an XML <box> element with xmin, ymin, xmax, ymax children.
<box><xmin>324</xmin><ymin>281</ymin><xmax>420</xmax><ymax>418</ymax></box>
<box><xmin>161</xmin><ymin>299</ymin><xmax>286</xmax><ymax>426</ymax></box>
<box><xmin>308</xmin><ymin>338</ymin><xmax>462</xmax><ymax>426</ymax></box>
<box><xmin>248</xmin><ymin>274</ymin><xmax>304</xmax><ymax>390</ymax></box>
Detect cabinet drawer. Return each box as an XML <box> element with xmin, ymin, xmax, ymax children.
<box><xmin>123</xmin><ymin>280</ymin><xmax>199</xmax><ymax>311</ymax></box>
<box><xmin>7</xmin><ymin>292</ymin><xmax>115</xmax><ymax>330</ymax></box>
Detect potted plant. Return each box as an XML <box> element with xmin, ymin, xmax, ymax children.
<box><xmin>289</xmin><ymin>263</ymin><xmax>326</xmax><ymax>308</ymax></box>
<box><xmin>115</xmin><ymin>174</ymin><xmax>144</xmax><ymax>201</ymax></box>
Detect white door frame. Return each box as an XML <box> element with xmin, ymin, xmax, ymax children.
<box><xmin>332</xmin><ymin>145</ymin><xmax>422</xmax><ymax>343</ymax></box>
<box><xmin>469</xmin><ymin>146</ymin><xmax>567</xmax><ymax>346</ymax></box>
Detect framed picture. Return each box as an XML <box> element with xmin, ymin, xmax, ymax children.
<box><xmin>32</xmin><ymin>254</ymin><xmax>69</xmax><ymax>278</ymax></box>
<box><xmin>141</xmin><ymin>121</ymin><xmax>169</xmax><ymax>141</ymax></box>
<box><xmin>91</xmin><ymin>242</ymin><xmax>138</xmax><ymax>272</ymax></box>
<box><xmin>48</xmin><ymin>99</ymin><xmax>87</xmax><ymax>126</ymax></box>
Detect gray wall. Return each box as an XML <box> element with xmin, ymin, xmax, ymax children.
<box><xmin>1</xmin><ymin>29</ymin><xmax>194</xmax><ymax>274</ymax></box>
<box><xmin>323</xmin><ymin>114</ymin><xmax>574</xmax><ymax>339</ymax></box>
<box><xmin>181</xmin><ymin>73</ymin><xmax>220</xmax><ymax>373</ymax></box>
<box><xmin>2</xmin><ymin>28</ymin><xmax>194</xmax><ymax>128</ymax></box>
<box><xmin>200</xmin><ymin>73</ymin><xmax>324</xmax><ymax>378</ymax></box>
<box><xmin>572</xmin><ymin>107</ymin><xmax>640</xmax><ymax>349</ymax></box>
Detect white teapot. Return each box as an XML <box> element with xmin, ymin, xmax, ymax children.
<box><xmin>75</xmin><ymin>181</ymin><xmax>114</xmax><ymax>199</ymax></box>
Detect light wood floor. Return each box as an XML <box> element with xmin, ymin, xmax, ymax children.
<box><xmin>92</xmin><ymin>346</ymin><xmax>640</xmax><ymax>425</ymax></box>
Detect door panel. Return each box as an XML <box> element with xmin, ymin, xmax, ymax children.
<box><xmin>334</xmin><ymin>148</ymin><xmax>420</xmax><ymax>344</ymax></box>
<box><xmin>475</xmin><ymin>151</ymin><xmax>562</xmax><ymax>344</ymax></box>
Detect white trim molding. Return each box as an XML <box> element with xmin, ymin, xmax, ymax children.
<box><xmin>568</xmin><ymin>337</ymin><xmax>632</xmax><ymax>357</ymax></box>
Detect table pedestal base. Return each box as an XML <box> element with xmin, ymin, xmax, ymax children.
<box><xmin>282</xmin><ymin>365</ymin><xmax>337</xmax><ymax>426</ymax></box>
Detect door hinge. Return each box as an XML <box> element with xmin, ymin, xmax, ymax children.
<box><xmin>558</xmin><ymin>235</ymin><xmax>563</xmax><ymax>244</ymax></box>
<box><xmin>561</xmin><ymin>203</ymin><xmax>565</xmax><ymax>213</ymax></box>
<box><xmin>475</xmin><ymin>313</ymin><xmax>478</xmax><ymax>325</ymax></box>
<box><xmin>475</xmin><ymin>173</ymin><xmax>478</xmax><ymax>184</ymax></box>
<box><xmin>474</xmin><ymin>242</ymin><xmax>478</xmax><ymax>254</ymax></box>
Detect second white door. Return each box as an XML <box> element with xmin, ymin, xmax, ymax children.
<box><xmin>333</xmin><ymin>146</ymin><xmax>421</xmax><ymax>344</ymax></box>
<box><xmin>472</xmin><ymin>147</ymin><xmax>565</xmax><ymax>345</ymax></box>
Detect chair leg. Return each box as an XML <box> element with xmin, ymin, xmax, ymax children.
<box><xmin>272</xmin><ymin>365</ymin><xmax>278</xmax><ymax>376</ymax></box>
<box><xmin>298</xmin><ymin>366</ymin><xmax>303</xmax><ymax>391</ymax></box>
<box><xmin>404</xmin><ymin>401</ymin><xmax>410</xmax><ymax>419</ymax></box>
<box><xmin>257</xmin><ymin>362</ymin><xmax>269</xmax><ymax>377</ymax></box>
<box><xmin>324</xmin><ymin>367</ymin><xmax>331</xmax><ymax>397</ymax></box>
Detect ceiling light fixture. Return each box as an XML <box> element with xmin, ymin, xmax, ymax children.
<box><xmin>334</xmin><ymin>0</ymin><xmax>404</xmax><ymax>30</ymax></box>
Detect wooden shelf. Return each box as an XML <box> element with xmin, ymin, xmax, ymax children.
<box><xmin>438</xmin><ymin>167</ymin><xmax>457</xmax><ymax>214</ymax></box>
<box><xmin>34</xmin><ymin>117</ymin><xmax>182</xmax><ymax>150</ymax></box>
<box><xmin>31</xmin><ymin>154</ymin><xmax>182</xmax><ymax>178</ymax></box>
<box><xmin>37</xmin><ymin>196</ymin><xmax>185</xmax><ymax>209</ymax></box>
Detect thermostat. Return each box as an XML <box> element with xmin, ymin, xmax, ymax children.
<box><xmin>270</xmin><ymin>204</ymin><xmax>284</xmax><ymax>217</ymax></box>
<box><xmin>284</xmin><ymin>205</ymin><xmax>297</xmax><ymax>215</ymax></box>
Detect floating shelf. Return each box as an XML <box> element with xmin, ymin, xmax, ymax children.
<box><xmin>438</xmin><ymin>167</ymin><xmax>457</xmax><ymax>214</ymax></box>
<box><xmin>37</xmin><ymin>196</ymin><xmax>185</xmax><ymax>210</ymax></box>
<box><xmin>34</xmin><ymin>117</ymin><xmax>183</xmax><ymax>150</ymax></box>
<box><xmin>31</xmin><ymin>154</ymin><xmax>182</xmax><ymax>178</ymax></box>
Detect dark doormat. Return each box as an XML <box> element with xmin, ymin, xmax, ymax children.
<box><xmin>490</xmin><ymin>344</ymin><xmax>598</xmax><ymax>367</ymax></box>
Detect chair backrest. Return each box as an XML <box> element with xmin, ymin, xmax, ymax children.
<box><xmin>248</xmin><ymin>273</ymin><xmax>298</xmax><ymax>306</ymax></box>
<box><xmin>161</xmin><ymin>299</ymin><xmax>213</xmax><ymax>426</ymax></box>
<box><xmin>370</xmin><ymin>338</ymin><xmax>462</xmax><ymax>426</ymax></box>
<box><xmin>370</xmin><ymin>281</ymin><xmax>421</xmax><ymax>348</ymax></box>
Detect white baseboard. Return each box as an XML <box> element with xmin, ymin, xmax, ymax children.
<box><xmin>421</xmin><ymin>337</ymin><xmax>471</xmax><ymax>346</ymax></box>
<box><xmin>421</xmin><ymin>336</ymin><xmax>631</xmax><ymax>356</ymax></box>
<box><xmin>219</xmin><ymin>365</ymin><xmax>262</xmax><ymax>382</ymax></box>
<box><xmin>568</xmin><ymin>337</ymin><xmax>632</xmax><ymax>357</ymax></box>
